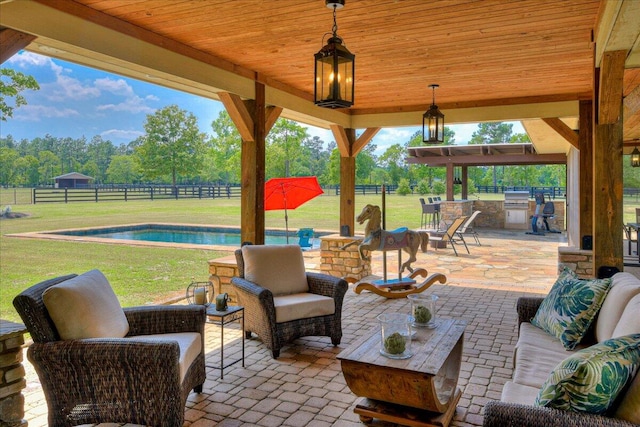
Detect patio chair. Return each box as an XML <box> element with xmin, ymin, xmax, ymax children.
<box><xmin>457</xmin><ymin>210</ymin><xmax>482</xmax><ymax>245</ymax></box>
<box><xmin>231</xmin><ymin>244</ymin><xmax>348</xmax><ymax>358</ymax></box>
<box><xmin>13</xmin><ymin>270</ymin><xmax>206</xmax><ymax>427</ymax></box>
<box><xmin>429</xmin><ymin>215</ymin><xmax>470</xmax><ymax>256</ymax></box>
<box><xmin>623</xmin><ymin>224</ymin><xmax>637</xmax><ymax>256</ymax></box>
<box><xmin>420</xmin><ymin>198</ymin><xmax>439</xmax><ymax>229</ymax></box>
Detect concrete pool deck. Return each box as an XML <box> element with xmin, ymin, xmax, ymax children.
<box><xmin>16</xmin><ymin>228</ymin><xmax>578</xmax><ymax>426</ymax></box>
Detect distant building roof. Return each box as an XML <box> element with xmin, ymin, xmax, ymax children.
<box><xmin>53</xmin><ymin>172</ymin><xmax>94</xmax><ymax>180</ymax></box>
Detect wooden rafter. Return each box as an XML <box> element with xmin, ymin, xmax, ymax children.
<box><xmin>0</xmin><ymin>28</ymin><xmax>35</xmax><ymax>64</ymax></box>
<box><xmin>598</xmin><ymin>50</ymin><xmax>627</xmax><ymax>124</ymax></box>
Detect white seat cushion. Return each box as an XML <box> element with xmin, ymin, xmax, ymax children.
<box><xmin>242</xmin><ymin>245</ymin><xmax>308</xmax><ymax>295</ymax></box>
<box><xmin>274</xmin><ymin>293</ymin><xmax>335</xmax><ymax>323</ymax></box>
<box><xmin>501</xmin><ymin>381</ymin><xmax>540</xmax><ymax>406</ymax></box>
<box><xmin>612</xmin><ymin>294</ymin><xmax>640</xmax><ymax>338</ymax></box>
<box><xmin>595</xmin><ymin>273</ymin><xmax>640</xmax><ymax>342</ymax></box>
<box><xmin>129</xmin><ymin>332</ymin><xmax>201</xmax><ymax>382</ymax></box>
<box><xmin>43</xmin><ymin>269</ymin><xmax>129</xmax><ymax>340</ymax></box>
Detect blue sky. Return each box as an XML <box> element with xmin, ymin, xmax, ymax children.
<box><xmin>2</xmin><ymin>51</ymin><xmax>522</xmax><ymax>154</ymax></box>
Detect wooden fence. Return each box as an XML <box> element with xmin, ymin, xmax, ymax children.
<box><xmin>33</xmin><ymin>185</ymin><xmax>241</xmax><ymax>203</ymax></box>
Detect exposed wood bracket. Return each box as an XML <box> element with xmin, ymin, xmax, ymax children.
<box><xmin>330</xmin><ymin>125</ymin><xmax>380</xmax><ymax>157</ymax></box>
<box><xmin>0</xmin><ymin>28</ymin><xmax>36</xmax><ymax>64</ymax></box>
<box><xmin>218</xmin><ymin>92</ymin><xmax>254</xmax><ymax>141</ymax></box>
<box><xmin>598</xmin><ymin>50</ymin><xmax>626</xmax><ymax>124</ymax></box>
<box><xmin>542</xmin><ymin>118</ymin><xmax>579</xmax><ymax>149</ymax></box>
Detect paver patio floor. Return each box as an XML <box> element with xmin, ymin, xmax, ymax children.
<box><xmin>21</xmin><ymin>229</ymin><xmax>568</xmax><ymax>426</ymax></box>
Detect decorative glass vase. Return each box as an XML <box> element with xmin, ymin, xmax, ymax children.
<box><xmin>408</xmin><ymin>294</ymin><xmax>438</xmax><ymax>328</ymax></box>
<box><xmin>377</xmin><ymin>313</ymin><xmax>413</xmax><ymax>359</ymax></box>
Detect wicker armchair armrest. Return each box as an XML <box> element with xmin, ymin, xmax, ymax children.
<box><xmin>306</xmin><ymin>272</ymin><xmax>348</xmax><ymax>299</ymax></box>
<box><xmin>124</xmin><ymin>305</ymin><xmax>205</xmax><ymax>336</ymax></box>
<box><xmin>483</xmin><ymin>401</ymin><xmax>638</xmax><ymax>427</ymax></box>
<box><xmin>516</xmin><ymin>297</ymin><xmax>544</xmax><ymax>327</ymax></box>
<box><xmin>230</xmin><ymin>276</ymin><xmax>276</xmax><ymax>319</ymax></box>
<box><xmin>29</xmin><ymin>339</ymin><xmax>183</xmax><ymax>425</ymax></box>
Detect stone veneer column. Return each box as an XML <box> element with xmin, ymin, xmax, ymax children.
<box><xmin>0</xmin><ymin>320</ymin><xmax>28</xmax><ymax>427</ymax></box>
<box><xmin>320</xmin><ymin>234</ymin><xmax>371</xmax><ymax>280</ymax></box>
<box><xmin>438</xmin><ymin>200</ymin><xmax>474</xmax><ymax>224</ymax></box>
<box><xmin>208</xmin><ymin>254</ymin><xmax>239</xmax><ymax>302</ymax></box>
<box><xmin>558</xmin><ymin>247</ymin><xmax>594</xmax><ymax>278</ymax></box>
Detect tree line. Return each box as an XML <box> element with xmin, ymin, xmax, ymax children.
<box><xmin>1</xmin><ymin>104</ymin><xmax>576</xmax><ymax>192</ymax></box>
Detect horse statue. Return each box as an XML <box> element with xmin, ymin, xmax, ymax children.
<box><xmin>344</xmin><ymin>204</ymin><xmax>429</xmax><ymax>274</ymax></box>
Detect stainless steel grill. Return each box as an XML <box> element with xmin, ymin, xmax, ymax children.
<box><xmin>504</xmin><ymin>191</ymin><xmax>530</xmax><ymax>210</ymax></box>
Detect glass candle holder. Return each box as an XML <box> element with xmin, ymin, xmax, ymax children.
<box><xmin>377</xmin><ymin>313</ymin><xmax>413</xmax><ymax>359</ymax></box>
<box><xmin>407</xmin><ymin>294</ymin><xmax>438</xmax><ymax>328</ymax></box>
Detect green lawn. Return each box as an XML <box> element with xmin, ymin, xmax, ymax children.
<box><xmin>0</xmin><ymin>191</ymin><xmax>434</xmax><ymax>323</ymax></box>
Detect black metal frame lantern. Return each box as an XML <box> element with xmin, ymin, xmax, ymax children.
<box><xmin>186</xmin><ymin>281</ymin><xmax>214</xmax><ymax>306</ymax></box>
<box><xmin>314</xmin><ymin>0</ymin><xmax>354</xmax><ymax>109</ymax></box>
<box><xmin>423</xmin><ymin>84</ymin><xmax>445</xmax><ymax>144</ymax></box>
<box><xmin>632</xmin><ymin>147</ymin><xmax>640</xmax><ymax>168</ymax></box>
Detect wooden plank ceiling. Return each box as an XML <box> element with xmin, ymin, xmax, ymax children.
<box><xmin>4</xmin><ymin>0</ymin><xmax>640</xmax><ymax>143</ymax></box>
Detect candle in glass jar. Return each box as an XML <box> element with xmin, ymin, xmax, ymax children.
<box><xmin>194</xmin><ymin>287</ymin><xmax>206</xmax><ymax>305</ymax></box>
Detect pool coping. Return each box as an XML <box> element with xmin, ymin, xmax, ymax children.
<box><xmin>5</xmin><ymin>222</ymin><xmax>330</xmax><ymax>253</ymax></box>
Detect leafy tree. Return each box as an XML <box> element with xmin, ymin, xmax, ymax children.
<box><xmin>469</xmin><ymin>123</ymin><xmax>514</xmax><ymax>145</ymax></box>
<box><xmin>0</xmin><ymin>68</ymin><xmax>39</xmax><ymax>121</ymax></box>
<box><xmin>396</xmin><ymin>178</ymin><xmax>412</xmax><ymax>195</ymax></box>
<box><xmin>356</xmin><ymin>143</ymin><xmax>378</xmax><ymax>184</ymax></box>
<box><xmin>87</xmin><ymin>136</ymin><xmax>117</xmax><ymax>183</ymax></box>
<box><xmin>266</xmin><ymin>119</ymin><xmax>308</xmax><ymax>178</ymax></box>
<box><xmin>379</xmin><ymin>143</ymin><xmax>407</xmax><ymax>185</ymax></box>
<box><xmin>38</xmin><ymin>150</ymin><xmax>60</xmax><ymax>185</ymax></box>
<box><xmin>302</xmin><ymin>135</ymin><xmax>330</xmax><ymax>180</ymax></box>
<box><xmin>107</xmin><ymin>155</ymin><xmax>139</xmax><ymax>184</ymax></box>
<box><xmin>136</xmin><ymin>105</ymin><xmax>206</xmax><ymax>188</ymax></box>
<box><xmin>0</xmin><ymin>147</ymin><xmax>19</xmax><ymax>185</ymax></box>
<box><xmin>13</xmin><ymin>154</ymin><xmax>40</xmax><ymax>186</ymax></box>
<box><xmin>207</xmin><ymin>111</ymin><xmax>241</xmax><ymax>183</ymax></box>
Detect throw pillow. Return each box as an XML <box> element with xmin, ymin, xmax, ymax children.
<box><xmin>531</xmin><ymin>268</ymin><xmax>611</xmax><ymax>350</ymax></box>
<box><xmin>535</xmin><ymin>334</ymin><xmax>640</xmax><ymax>415</ymax></box>
<box><xmin>43</xmin><ymin>269</ymin><xmax>129</xmax><ymax>340</ymax></box>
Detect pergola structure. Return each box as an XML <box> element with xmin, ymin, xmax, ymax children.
<box><xmin>1</xmin><ymin>0</ymin><xmax>639</xmax><ymax>273</ymax></box>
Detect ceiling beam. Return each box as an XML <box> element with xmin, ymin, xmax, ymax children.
<box><xmin>599</xmin><ymin>50</ymin><xmax>627</xmax><ymax>124</ymax></box>
<box><xmin>541</xmin><ymin>118</ymin><xmax>579</xmax><ymax>149</ymax></box>
<box><xmin>594</xmin><ymin>0</ymin><xmax>640</xmax><ymax>67</ymax></box>
<box><xmin>0</xmin><ymin>28</ymin><xmax>35</xmax><ymax>64</ymax></box>
<box><xmin>406</xmin><ymin>153</ymin><xmax>567</xmax><ymax>167</ymax></box>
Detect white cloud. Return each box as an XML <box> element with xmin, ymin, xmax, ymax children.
<box><xmin>13</xmin><ymin>104</ymin><xmax>80</xmax><ymax>121</ymax></box>
<box><xmin>100</xmin><ymin>129</ymin><xmax>144</xmax><ymax>140</ymax></box>
<box><xmin>45</xmin><ymin>73</ymin><xmax>101</xmax><ymax>101</ymax></box>
<box><xmin>96</xmin><ymin>96</ymin><xmax>156</xmax><ymax>114</ymax></box>
<box><xmin>94</xmin><ymin>77</ymin><xmax>134</xmax><ymax>97</ymax></box>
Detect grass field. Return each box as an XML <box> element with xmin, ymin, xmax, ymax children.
<box><xmin>3</xmin><ymin>187</ymin><xmax>638</xmax><ymax>324</ymax></box>
<box><xmin>0</xmin><ymin>190</ymin><xmax>437</xmax><ymax>323</ymax></box>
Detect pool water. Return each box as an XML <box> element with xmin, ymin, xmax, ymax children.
<box><xmin>51</xmin><ymin>224</ymin><xmax>322</xmax><ymax>247</ymax></box>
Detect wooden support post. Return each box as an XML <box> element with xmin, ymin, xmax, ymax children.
<box><xmin>331</xmin><ymin>125</ymin><xmax>380</xmax><ymax>236</ymax></box>
<box><xmin>579</xmin><ymin>100</ymin><xmax>593</xmax><ymax>249</ymax></box>
<box><xmin>219</xmin><ymin>84</ymin><xmax>281</xmax><ymax>246</ymax></box>
<box><xmin>446</xmin><ymin>164</ymin><xmax>454</xmax><ymax>201</ymax></box>
<box><xmin>593</xmin><ymin>51</ymin><xmax>626</xmax><ymax>273</ymax></box>
<box><xmin>461</xmin><ymin>166</ymin><xmax>468</xmax><ymax>200</ymax></box>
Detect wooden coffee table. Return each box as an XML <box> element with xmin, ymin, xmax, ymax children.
<box><xmin>338</xmin><ymin>318</ymin><xmax>466</xmax><ymax>427</ymax></box>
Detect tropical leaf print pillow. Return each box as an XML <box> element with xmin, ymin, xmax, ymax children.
<box><xmin>535</xmin><ymin>334</ymin><xmax>640</xmax><ymax>414</ymax></box>
<box><xmin>531</xmin><ymin>268</ymin><xmax>611</xmax><ymax>350</ymax></box>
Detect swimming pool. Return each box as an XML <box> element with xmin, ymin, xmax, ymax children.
<box><xmin>39</xmin><ymin>224</ymin><xmax>324</xmax><ymax>248</ymax></box>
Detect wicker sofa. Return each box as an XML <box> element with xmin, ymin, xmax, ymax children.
<box><xmin>13</xmin><ymin>270</ymin><xmax>206</xmax><ymax>427</ymax></box>
<box><xmin>483</xmin><ymin>272</ymin><xmax>640</xmax><ymax>427</ymax></box>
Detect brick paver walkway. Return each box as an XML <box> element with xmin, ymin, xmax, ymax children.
<box><xmin>21</xmin><ymin>229</ymin><xmax>565</xmax><ymax>426</ymax></box>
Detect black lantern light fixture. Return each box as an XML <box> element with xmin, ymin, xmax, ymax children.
<box><xmin>423</xmin><ymin>84</ymin><xmax>445</xmax><ymax>144</ymax></box>
<box><xmin>632</xmin><ymin>147</ymin><xmax>640</xmax><ymax>168</ymax></box>
<box><xmin>314</xmin><ymin>0</ymin><xmax>354</xmax><ymax>109</ymax></box>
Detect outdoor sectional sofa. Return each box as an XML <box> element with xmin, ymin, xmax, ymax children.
<box><xmin>483</xmin><ymin>270</ymin><xmax>640</xmax><ymax>427</ymax></box>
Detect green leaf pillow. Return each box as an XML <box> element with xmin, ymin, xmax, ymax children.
<box><xmin>535</xmin><ymin>334</ymin><xmax>640</xmax><ymax>415</ymax></box>
<box><xmin>531</xmin><ymin>268</ymin><xmax>611</xmax><ymax>350</ymax></box>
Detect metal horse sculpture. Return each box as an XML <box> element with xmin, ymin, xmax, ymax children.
<box><xmin>347</xmin><ymin>204</ymin><xmax>430</xmax><ymax>274</ymax></box>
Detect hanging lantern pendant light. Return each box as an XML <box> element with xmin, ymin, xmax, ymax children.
<box><xmin>631</xmin><ymin>147</ymin><xmax>640</xmax><ymax>167</ymax></box>
<box><xmin>423</xmin><ymin>84</ymin><xmax>445</xmax><ymax>144</ymax></box>
<box><xmin>314</xmin><ymin>0</ymin><xmax>355</xmax><ymax>109</ymax></box>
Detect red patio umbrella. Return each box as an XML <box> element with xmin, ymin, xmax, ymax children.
<box><xmin>264</xmin><ymin>176</ymin><xmax>324</xmax><ymax>243</ymax></box>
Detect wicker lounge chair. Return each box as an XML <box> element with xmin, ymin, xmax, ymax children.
<box><xmin>231</xmin><ymin>244</ymin><xmax>348</xmax><ymax>358</ymax></box>
<box><xmin>13</xmin><ymin>271</ymin><xmax>206</xmax><ymax>427</ymax></box>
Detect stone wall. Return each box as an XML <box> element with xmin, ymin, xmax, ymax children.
<box><xmin>208</xmin><ymin>255</ymin><xmax>239</xmax><ymax>303</ymax></box>
<box><xmin>469</xmin><ymin>200</ymin><xmax>504</xmax><ymax>228</ymax></box>
<box><xmin>0</xmin><ymin>320</ymin><xmax>27</xmax><ymax>427</ymax></box>
<box><xmin>438</xmin><ymin>200</ymin><xmax>473</xmax><ymax>224</ymax></box>
<box><xmin>558</xmin><ymin>246</ymin><xmax>593</xmax><ymax>278</ymax></box>
<box><xmin>320</xmin><ymin>234</ymin><xmax>371</xmax><ymax>280</ymax></box>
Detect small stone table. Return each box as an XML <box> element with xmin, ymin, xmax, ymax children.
<box><xmin>0</xmin><ymin>319</ymin><xmax>28</xmax><ymax>427</ymax></box>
